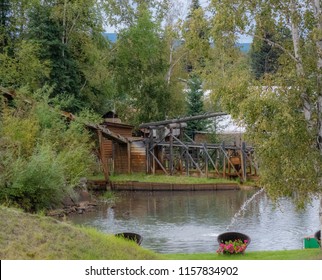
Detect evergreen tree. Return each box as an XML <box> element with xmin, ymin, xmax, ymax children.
<box><xmin>190</xmin><ymin>0</ymin><xmax>201</xmax><ymax>10</ymax></box>
<box><xmin>27</xmin><ymin>3</ymin><xmax>82</xmax><ymax>112</ymax></box>
<box><xmin>250</xmin><ymin>32</ymin><xmax>280</xmax><ymax>79</ymax></box>
<box><xmin>0</xmin><ymin>0</ymin><xmax>11</xmax><ymax>53</ymax></box>
<box><xmin>249</xmin><ymin>9</ymin><xmax>289</xmax><ymax>80</ymax></box>
<box><xmin>186</xmin><ymin>75</ymin><xmax>207</xmax><ymax>139</ymax></box>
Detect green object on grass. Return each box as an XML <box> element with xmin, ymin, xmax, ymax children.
<box><xmin>303</xmin><ymin>237</ymin><xmax>320</xmax><ymax>249</ymax></box>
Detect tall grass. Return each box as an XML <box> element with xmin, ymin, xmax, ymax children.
<box><xmin>0</xmin><ymin>206</ymin><xmax>161</xmax><ymax>260</ymax></box>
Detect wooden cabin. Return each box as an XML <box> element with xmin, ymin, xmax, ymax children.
<box><xmin>88</xmin><ymin>112</ymin><xmax>146</xmax><ymax>180</ymax></box>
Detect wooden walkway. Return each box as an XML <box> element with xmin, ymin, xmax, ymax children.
<box><xmin>140</xmin><ymin>114</ymin><xmax>258</xmax><ymax>182</ymax></box>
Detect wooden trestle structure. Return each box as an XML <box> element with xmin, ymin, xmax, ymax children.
<box><xmin>139</xmin><ymin>113</ymin><xmax>258</xmax><ymax>182</ymax></box>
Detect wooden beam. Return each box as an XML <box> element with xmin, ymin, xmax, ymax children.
<box><xmin>97</xmin><ymin>130</ymin><xmax>109</xmax><ymax>181</ymax></box>
<box><xmin>169</xmin><ymin>128</ymin><xmax>174</xmax><ymax>175</ymax></box>
<box><xmin>241</xmin><ymin>142</ymin><xmax>247</xmax><ymax>182</ymax></box>
<box><xmin>149</xmin><ymin>150</ymin><xmax>169</xmax><ymax>175</ymax></box>
<box><xmin>204</xmin><ymin>143</ymin><xmax>208</xmax><ymax>178</ymax></box>
<box><xmin>172</xmin><ymin>135</ymin><xmax>204</xmax><ymax>175</ymax></box>
<box><xmin>139</xmin><ymin>112</ymin><xmax>227</xmax><ymax>128</ymax></box>
<box><xmin>202</xmin><ymin>143</ymin><xmax>220</xmax><ymax>176</ymax></box>
<box><xmin>220</xmin><ymin>145</ymin><xmax>242</xmax><ymax>180</ymax></box>
<box><xmin>127</xmin><ymin>142</ymin><xmax>131</xmax><ymax>174</ymax></box>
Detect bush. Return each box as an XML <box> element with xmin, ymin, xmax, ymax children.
<box><xmin>0</xmin><ymin>89</ymin><xmax>97</xmax><ymax>211</ymax></box>
<box><xmin>7</xmin><ymin>145</ymin><xmax>67</xmax><ymax>211</ymax></box>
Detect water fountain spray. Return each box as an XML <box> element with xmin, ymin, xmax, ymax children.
<box><xmin>226</xmin><ymin>188</ymin><xmax>265</xmax><ymax>230</ymax></box>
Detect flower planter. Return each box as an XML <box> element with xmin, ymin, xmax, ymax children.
<box><xmin>115</xmin><ymin>232</ymin><xmax>143</xmax><ymax>245</ymax></box>
<box><xmin>217</xmin><ymin>232</ymin><xmax>251</xmax><ymax>254</ymax></box>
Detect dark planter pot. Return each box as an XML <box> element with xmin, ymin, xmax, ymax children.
<box><xmin>217</xmin><ymin>232</ymin><xmax>251</xmax><ymax>254</ymax></box>
<box><xmin>217</xmin><ymin>232</ymin><xmax>251</xmax><ymax>245</ymax></box>
<box><xmin>314</xmin><ymin>230</ymin><xmax>321</xmax><ymax>247</ymax></box>
<box><xmin>115</xmin><ymin>232</ymin><xmax>143</xmax><ymax>245</ymax></box>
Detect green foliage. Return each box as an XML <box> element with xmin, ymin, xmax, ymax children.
<box><xmin>23</xmin><ymin>0</ymin><xmax>112</xmax><ymax>113</ymax></box>
<box><xmin>0</xmin><ymin>40</ymin><xmax>50</xmax><ymax>90</ymax></box>
<box><xmin>112</xmin><ymin>5</ymin><xmax>171</xmax><ymax>124</ymax></box>
<box><xmin>27</xmin><ymin>3</ymin><xmax>82</xmax><ymax>111</ymax></box>
<box><xmin>166</xmin><ymin>249</ymin><xmax>322</xmax><ymax>260</ymax></box>
<box><xmin>7</xmin><ymin>145</ymin><xmax>67</xmax><ymax>212</ymax></box>
<box><xmin>1</xmin><ymin>107</ymin><xmax>39</xmax><ymax>157</ymax></box>
<box><xmin>101</xmin><ymin>0</ymin><xmax>169</xmax><ymax>27</ymax></box>
<box><xmin>186</xmin><ymin>75</ymin><xmax>208</xmax><ymax>138</ymax></box>
<box><xmin>249</xmin><ymin>32</ymin><xmax>282</xmax><ymax>79</ymax></box>
<box><xmin>0</xmin><ymin>206</ymin><xmax>161</xmax><ymax>259</ymax></box>
<box><xmin>249</xmin><ymin>6</ymin><xmax>291</xmax><ymax>80</ymax></box>
<box><xmin>205</xmin><ymin>0</ymin><xmax>322</xmax><ymax>209</ymax></box>
<box><xmin>109</xmin><ymin>173</ymin><xmax>232</xmax><ymax>184</ymax></box>
<box><xmin>0</xmin><ymin>88</ymin><xmax>96</xmax><ymax>211</ymax></box>
<box><xmin>240</xmin><ymin>87</ymin><xmax>321</xmax><ymax>206</ymax></box>
<box><xmin>182</xmin><ymin>2</ymin><xmax>210</xmax><ymax>73</ymax></box>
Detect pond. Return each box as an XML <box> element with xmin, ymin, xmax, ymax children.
<box><xmin>69</xmin><ymin>189</ymin><xmax>320</xmax><ymax>254</ymax></box>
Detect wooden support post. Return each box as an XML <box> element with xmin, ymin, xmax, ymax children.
<box><xmin>169</xmin><ymin>128</ymin><xmax>174</xmax><ymax>175</ymax></box>
<box><xmin>197</xmin><ymin>147</ymin><xmax>201</xmax><ymax>176</ymax></box>
<box><xmin>149</xmin><ymin>150</ymin><xmax>169</xmax><ymax>175</ymax></box>
<box><xmin>241</xmin><ymin>142</ymin><xmax>247</xmax><ymax>182</ymax></box>
<box><xmin>248</xmin><ymin>152</ymin><xmax>252</xmax><ymax>175</ymax></box>
<box><xmin>204</xmin><ymin>143</ymin><xmax>208</xmax><ymax>178</ymax></box>
<box><xmin>152</xmin><ymin>147</ymin><xmax>156</xmax><ymax>174</ymax></box>
<box><xmin>228</xmin><ymin>149</ymin><xmax>231</xmax><ymax>177</ymax></box>
<box><xmin>112</xmin><ymin>142</ymin><xmax>115</xmax><ymax>174</ymax></box>
<box><xmin>215</xmin><ymin>149</ymin><xmax>219</xmax><ymax>175</ymax></box>
<box><xmin>146</xmin><ymin>139</ymin><xmax>150</xmax><ymax>174</ymax></box>
<box><xmin>127</xmin><ymin>142</ymin><xmax>131</xmax><ymax>174</ymax></box>
<box><xmin>220</xmin><ymin>143</ymin><xmax>243</xmax><ymax>180</ymax></box>
<box><xmin>203</xmin><ymin>144</ymin><xmax>220</xmax><ymax>176</ymax></box>
<box><xmin>98</xmin><ymin>130</ymin><xmax>109</xmax><ymax>181</ymax></box>
<box><xmin>186</xmin><ymin>150</ymin><xmax>189</xmax><ymax>176</ymax></box>
<box><xmin>222</xmin><ymin>142</ymin><xmax>226</xmax><ymax>178</ymax></box>
<box><xmin>172</xmin><ymin>135</ymin><xmax>204</xmax><ymax>175</ymax></box>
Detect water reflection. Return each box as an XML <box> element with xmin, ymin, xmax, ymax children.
<box><xmin>69</xmin><ymin>190</ymin><xmax>319</xmax><ymax>253</ymax></box>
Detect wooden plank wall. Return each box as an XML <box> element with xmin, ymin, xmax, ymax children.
<box><xmin>106</xmin><ymin>124</ymin><xmax>133</xmax><ymax>137</ymax></box>
<box><xmin>131</xmin><ymin>141</ymin><xmax>146</xmax><ymax>173</ymax></box>
<box><xmin>114</xmin><ymin>143</ymin><xmax>128</xmax><ymax>173</ymax></box>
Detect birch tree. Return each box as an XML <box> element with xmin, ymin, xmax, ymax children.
<box><xmin>207</xmin><ymin>0</ymin><xmax>322</xmax><ymax>242</ymax></box>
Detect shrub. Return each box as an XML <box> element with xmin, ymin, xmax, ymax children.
<box><xmin>7</xmin><ymin>145</ymin><xmax>67</xmax><ymax>211</ymax></box>
<box><xmin>0</xmin><ymin>89</ymin><xmax>97</xmax><ymax>211</ymax></box>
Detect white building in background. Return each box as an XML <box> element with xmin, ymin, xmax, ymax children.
<box><xmin>194</xmin><ymin>114</ymin><xmax>246</xmax><ymax>146</ymax></box>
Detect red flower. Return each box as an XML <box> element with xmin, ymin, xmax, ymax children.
<box><xmin>216</xmin><ymin>239</ymin><xmax>249</xmax><ymax>254</ymax></box>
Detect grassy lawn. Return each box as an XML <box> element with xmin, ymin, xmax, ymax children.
<box><xmin>165</xmin><ymin>249</ymin><xmax>322</xmax><ymax>260</ymax></box>
<box><xmin>108</xmin><ymin>173</ymin><xmax>235</xmax><ymax>184</ymax></box>
<box><xmin>0</xmin><ymin>206</ymin><xmax>162</xmax><ymax>260</ymax></box>
<box><xmin>1</xmin><ymin>206</ymin><xmax>320</xmax><ymax>260</ymax></box>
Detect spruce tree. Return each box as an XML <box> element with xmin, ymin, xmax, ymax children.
<box><xmin>186</xmin><ymin>75</ymin><xmax>207</xmax><ymax>139</ymax></box>
<box><xmin>0</xmin><ymin>0</ymin><xmax>11</xmax><ymax>53</ymax></box>
<box><xmin>27</xmin><ymin>3</ymin><xmax>82</xmax><ymax>112</ymax></box>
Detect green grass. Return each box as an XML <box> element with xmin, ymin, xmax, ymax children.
<box><xmin>1</xmin><ymin>206</ymin><xmax>320</xmax><ymax>260</ymax></box>
<box><xmin>109</xmin><ymin>173</ymin><xmax>234</xmax><ymax>184</ymax></box>
<box><xmin>165</xmin><ymin>249</ymin><xmax>322</xmax><ymax>260</ymax></box>
<box><xmin>0</xmin><ymin>206</ymin><xmax>162</xmax><ymax>260</ymax></box>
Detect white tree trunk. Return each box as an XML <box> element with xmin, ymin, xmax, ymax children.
<box><xmin>312</xmin><ymin>0</ymin><xmax>322</xmax><ymax>246</ymax></box>
<box><xmin>290</xmin><ymin>0</ymin><xmax>313</xmax><ymax>125</ymax></box>
<box><xmin>290</xmin><ymin>0</ymin><xmax>322</xmax><ymax>242</ymax></box>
